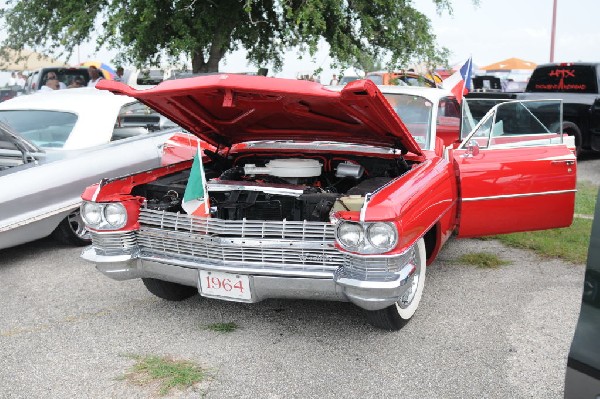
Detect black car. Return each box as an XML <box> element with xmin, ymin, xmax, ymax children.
<box><xmin>564</xmin><ymin>187</ymin><xmax>600</xmax><ymax>398</ymax></box>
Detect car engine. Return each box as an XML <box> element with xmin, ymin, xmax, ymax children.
<box><xmin>134</xmin><ymin>153</ymin><xmax>412</xmax><ymax>223</ymax></box>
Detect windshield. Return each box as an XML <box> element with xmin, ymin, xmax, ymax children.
<box><xmin>383</xmin><ymin>93</ymin><xmax>433</xmax><ymax>149</ymax></box>
<box><xmin>0</xmin><ymin>110</ymin><xmax>77</xmax><ymax>148</ymax></box>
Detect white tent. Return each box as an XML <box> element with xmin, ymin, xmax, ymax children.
<box><xmin>0</xmin><ymin>48</ymin><xmax>69</xmax><ymax>71</ymax></box>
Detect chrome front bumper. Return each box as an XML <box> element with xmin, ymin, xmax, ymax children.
<box><xmin>81</xmin><ymin>246</ymin><xmax>418</xmax><ymax>311</ymax></box>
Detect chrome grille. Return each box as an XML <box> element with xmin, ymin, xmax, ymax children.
<box><xmin>90</xmin><ymin>231</ymin><xmax>137</xmax><ymax>255</ymax></box>
<box><xmin>137</xmin><ymin>208</ymin><xmax>341</xmax><ymax>273</ymax></box>
<box><xmin>134</xmin><ymin>208</ymin><xmax>408</xmax><ymax>280</ymax></box>
<box><xmin>138</xmin><ymin>209</ymin><xmax>335</xmax><ymax>240</ymax></box>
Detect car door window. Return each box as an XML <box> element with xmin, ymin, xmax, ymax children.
<box><xmin>460</xmin><ymin>100</ymin><xmax>563</xmax><ymax>149</ymax></box>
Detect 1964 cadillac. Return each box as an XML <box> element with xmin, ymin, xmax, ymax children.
<box><xmin>80</xmin><ymin>75</ymin><xmax>576</xmax><ymax>330</ymax></box>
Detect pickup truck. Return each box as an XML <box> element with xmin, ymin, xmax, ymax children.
<box><xmin>467</xmin><ymin>63</ymin><xmax>600</xmax><ymax>156</ymax></box>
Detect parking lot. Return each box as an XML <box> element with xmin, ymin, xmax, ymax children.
<box><xmin>1</xmin><ymin>154</ymin><xmax>598</xmax><ymax>399</ymax></box>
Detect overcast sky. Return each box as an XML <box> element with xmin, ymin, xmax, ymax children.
<box><xmin>65</xmin><ymin>0</ymin><xmax>600</xmax><ymax>81</ymax></box>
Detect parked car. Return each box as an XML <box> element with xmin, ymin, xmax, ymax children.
<box><xmin>80</xmin><ymin>76</ymin><xmax>576</xmax><ymax>330</ymax></box>
<box><xmin>468</xmin><ymin>63</ymin><xmax>600</xmax><ymax>156</ymax></box>
<box><xmin>564</xmin><ymin>187</ymin><xmax>600</xmax><ymax>398</ymax></box>
<box><xmin>23</xmin><ymin>67</ymin><xmax>111</xmax><ymax>93</ymax></box>
<box><xmin>366</xmin><ymin>70</ymin><xmax>439</xmax><ymax>87</ymax></box>
<box><xmin>339</xmin><ymin>75</ymin><xmax>360</xmax><ymax>85</ymax></box>
<box><xmin>0</xmin><ymin>88</ymin><xmax>194</xmax><ymax>250</ymax></box>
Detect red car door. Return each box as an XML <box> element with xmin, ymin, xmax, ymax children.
<box><xmin>452</xmin><ymin>99</ymin><xmax>576</xmax><ymax>237</ymax></box>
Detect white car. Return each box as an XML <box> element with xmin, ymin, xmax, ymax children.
<box><xmin>0</xmin><ymin>88</ymin><xmax>187</xmax><ymax>250</ymax></box>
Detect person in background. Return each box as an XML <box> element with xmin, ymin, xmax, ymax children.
<box><xmin>8</xmin><ymin>72</ymin><xmax>17</xmax><ymax>86</ymax></box>
<box><xmin>68</xmin><ymin>77</ymin><xmax>85</xmax><ymax>88</ymax></box>
<box><xmin>87</xmin><ymin>66</ymin><xmax>104</xmax><ymax>87</ymax></box>
<box><xmin>46</xmin><ymin>72</ymin><xmax>67</xmax><ymax>89</ymax></box>
<box><xmin>329</xmin><ymin>74</ymin><xmax>339</xmax><ymax>85</ymax></box>
<box><xmin>40</xmin><ymin>79</ymin><xmax>59</xmax><ymax>91</ymax></box>
<box><xmin>16</xmin><ymin>73</ymin><xmax>26</xmax><ymax>88</ymax></box>
<box><xmin>114</xmin><ymin>66</ymin><xmax>124</xmax><ymax>82</ymax></box>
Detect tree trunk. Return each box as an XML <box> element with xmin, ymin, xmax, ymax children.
<box><xmin>191</xmin><ymin>50</ymin><xmax>206</xmax><ymax>73</ymax></box>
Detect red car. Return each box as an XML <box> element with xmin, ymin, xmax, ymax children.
<box><xmin>80</xmin><ymin>76</ymin><xmax>576</xmax><ymax>330</ymax></box>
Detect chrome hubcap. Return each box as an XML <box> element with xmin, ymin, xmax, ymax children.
<box><xmin>398</xmin><ymin>246</ymin><xmax>421</xmax><ymax>308</ymax></box>
<box><xmin>67</xmin><ymin>211</ymin><xmax>90</xmax><ymax>240</ymax></box>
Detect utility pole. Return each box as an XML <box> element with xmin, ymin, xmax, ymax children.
<box><xmin>550</xmin><ymin>0</ymin><xmax>558</xmax><ymax>62</ymax></box>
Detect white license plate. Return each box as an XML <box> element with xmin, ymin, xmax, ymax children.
<box><xmin>199</xmin><ymin>270</ymin><xmax>251</xmax><ymax>301</ymax></box>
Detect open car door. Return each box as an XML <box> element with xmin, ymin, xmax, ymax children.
<box><xmin>452</xmin><ymin>99</ymin><xmax>576</xmax><ymax>237</ymax></box>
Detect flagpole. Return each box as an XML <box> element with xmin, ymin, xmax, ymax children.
<box><xmin>550</xmin><ymin>0</ymin><xmax>558</xmax><ymax>62</ymax></box>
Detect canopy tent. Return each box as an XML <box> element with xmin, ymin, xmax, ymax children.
<box><xmin>480</xmin><ymin>58</ymin><xmax>537</xmax><ymax>71</ymax></box>
<box><xmin>0</xmin><ymin>48</ymin><xmax>68</xmax><ymax>71</ymax></box>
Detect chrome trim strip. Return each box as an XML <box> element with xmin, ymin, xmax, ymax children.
<box><xmin>207</xmin><ymin>182</ymin><xmax>305</xmax><ymax>197</ymax></box>
<box><xmin>139</xmin><ymin>254</ymin><xmax>334</xmax><ymax>278</ymax></box>
<box><xmin>462</xmin><ymin>189</ymin><xmax>577</xmax><ymax>202</ymax></box>
<box><xmin>0</xmin><ymin>200</ymin><xmax>80</xmax><ymax>232</ymax></box>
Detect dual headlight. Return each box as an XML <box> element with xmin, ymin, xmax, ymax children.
<box><xmin>336</xmin><ymin>221</ymin><xmax>398</xmax><ymax>254</ymax></box>
<box><xmin>81</xmin><ymin>202</ymin><xmax>127</xmax><ymax>230</ymax></box>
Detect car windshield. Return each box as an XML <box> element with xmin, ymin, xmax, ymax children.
<box><xmin>0</xmin><ymin>110</ymin><xmax>77</xmax><ymax>148</ymax></box>
<box><xmin>383</xmin><ymin>93</ymin><xmax>433</xmax><ymax>149</ymax></box>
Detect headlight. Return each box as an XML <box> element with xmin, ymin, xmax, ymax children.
<box><xmin>336</xmin><ymin>221</ymin><xmax>399</xmax><ymax>253</ymax></box>
<box><xmin>366</xmin><ymin>222</ymin><xmax>397</xmax><ymax>251</ymax></box>
<box><xmin>337</xmin><ymin>222</ymin><xmax>364</xmax><ymax>250</ymax></box>
<box><xmin>81</xmin><ymin>202</ymin><xmax>102</xmax><ymax>226</ymax></box>
<box><xmin>103</xmin><ymin>203</ymin><xmax>127</xmax><ymax>228</ymax></box>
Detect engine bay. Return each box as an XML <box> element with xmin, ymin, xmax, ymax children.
<box><xmin>133</xmin><ymin>152</ymin><xmax>413</xmax><ymax>223</ymax></box>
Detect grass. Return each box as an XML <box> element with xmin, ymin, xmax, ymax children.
<box><xmin>486</xmin><ymin>182</ymin><xmax>597</xmax><ymax>265</ymax></box>
<box><xmin>122</xmin><ymin>354</ymin><xmax>206</xmax><ymax>396</ymax></box>
<box><xmin>575</xmin><ymin>181</ymin><xmax>599</xmax><ymax>215</ymax></box>
<box><xmin>205</xmin><ymin>322</ymin><xmax>239</xmax><ymax>333</ymax></box>
<box><xmin>456</xmin><ymin>252</ymin><xmax>510</xmax><ymax>268</ymax></box>
<box><xmin>492</xmin><ymin>218</ymin><xmax>592</xmax><ymax>265</ymax></box>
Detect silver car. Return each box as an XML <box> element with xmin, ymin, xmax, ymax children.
<box><xmin>0</xmin><ymin>88</ymin><xmax>186</xmax><ymax>250</ymax></box>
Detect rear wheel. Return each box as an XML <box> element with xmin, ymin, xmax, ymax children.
<box><xmin>142</xmin><ymin>278</ymin><xmax>197</xmax><ymax>301</ymax></box>
<box><xmin>366</xmin><ymin>238</ymin><xmax>426</xmax><ymax>330</ymax></box>
<box><xmin>561</xmin><ymin>121</ymin><xmax>582</xmax><ymax>157</ymax></box>
<box><xmin>52</xmin><ymin>210</ymin><xmax>91</xmax><ymax>246</ymax></box>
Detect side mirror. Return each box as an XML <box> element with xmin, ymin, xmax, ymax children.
<box><xmin>465</xmin><ymin>140</ymin><xmax>480</xmax><ymax>157</ymax></box>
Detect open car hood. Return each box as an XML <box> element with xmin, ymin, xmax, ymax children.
<box><xmin>96</xmin><ymin>75</ymin><xmax>423</xmax><ymax>155</ymax></box>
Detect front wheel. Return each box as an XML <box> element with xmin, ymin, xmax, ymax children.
<box><xmin>142</xmin><ymin>278</ymin><xmax>198</xmax><ymax>301</ymax></box>
<box><xmin>366</xmin><ymin>238</ymin><xmax>426</xmax><ymax>330</ymax></box>
<box><xmin>52</xmin><ymin>210</ymin><xmax>91</xmax><ymax>246</ymax></box>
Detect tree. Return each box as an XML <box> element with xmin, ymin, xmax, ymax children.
<box><xmin>0</xmin><ymin>0</ymin><xmax>455</xmax><ymax>73</ymax></box>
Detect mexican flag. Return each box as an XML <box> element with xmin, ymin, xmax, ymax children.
<box><xmin>182</xmin><ymin>146</ymin><xmax>210</xmax><ymax>217</ymax></box>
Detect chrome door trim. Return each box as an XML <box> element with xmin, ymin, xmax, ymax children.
<box><xmin>462</xmin><ymin>189</ymin><xmax>577</xmax><ymax>202</ymax></box>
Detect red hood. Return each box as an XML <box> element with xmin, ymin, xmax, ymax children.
<box><xmin>96</xmin><ymin>75</ymin><xmax>422</xmax><ymax>156</ymax></box>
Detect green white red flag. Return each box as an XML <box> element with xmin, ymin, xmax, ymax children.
<box><xmin>182</xmin><ymin>145</ymin><xmax>210</xmax><ymax>217</ymax></box>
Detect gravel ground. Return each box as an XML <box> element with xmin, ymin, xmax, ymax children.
<box><xmin>577</xmin><ymin>152</ymin><xmax>600</xmax><ymax>185</ymax></box>
<box><xmin>0</xmin><ymin>237</ymin><xmax>585</xmax><ymax>399</ymax></box>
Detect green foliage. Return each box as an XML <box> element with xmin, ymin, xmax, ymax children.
<box><xmin>0</xmin><ymin>0</ymin><xmax>460</xmax><ymax>73</ymax></box>
<box><xmin>456</xmin><ymin>252</ymin><xmax>510</xmax><ymax>269</ymax></box>
<box><xmin>122</xmin><ymin>354</ymin><xmax>206</xmax><ymax>396</ymax></box>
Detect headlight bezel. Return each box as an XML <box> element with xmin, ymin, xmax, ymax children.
<box><xmin>335</xmin><ymin>221</ymin><xmax>398</xmax><ymax>254</ymax></box>
<box><xmin>80</xmin><ymin>201</ymin><xmax>128</xmax><ymax>230</ymax></box>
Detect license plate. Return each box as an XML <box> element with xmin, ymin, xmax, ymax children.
<box><xmin>199</xmin><ymin>270</ymin><xmax>251</xmax><ymax>301</ymax></box>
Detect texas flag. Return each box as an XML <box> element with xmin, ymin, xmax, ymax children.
<box><xmin>182</xmin><ymin>144</ymin><xmax>211</xmax><ymax>218</ymax></box>
<box><xmin>442</xmin><ymin>57</ymin><xmax>473</xmax><ymax>103</ymax></box>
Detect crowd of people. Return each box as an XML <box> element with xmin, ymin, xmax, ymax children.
<box><xmin>6</xmin><ymin>71</ymin><xmax>26</xmax><ymax>88</ymax></box>
<box><xmin>4</xmin><ymin>65</ymin><xmax>126</xmax><ymax>93</ymax></box>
